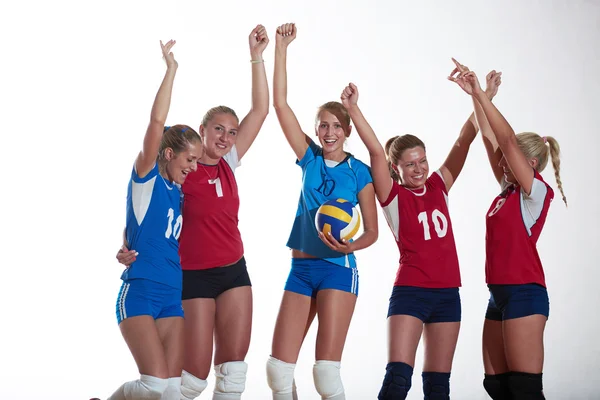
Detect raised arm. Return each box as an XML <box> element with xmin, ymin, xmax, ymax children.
<box><xmin>437</xmin><ymin>109</ymin><xmax>478</xmax><ymax>193</ymax></box>
<box><xmin>273</xmin><ymin>23</ymin><xmax>310</xmax><ymax>160</ymax></box>
<box><xmin>451</xmin><ymin>59</ymin><xmax>535</xmax><ymax>194</ymax></box>
<box><xmin>136</xmin><ymin>40</ymin><xmax>178</xmax><ymax>178</ymax></box>
<box><xmin>439</xmin><ymin>64</ymin><xmax>502</xmax><ymax>192</ymax></box>
<box><xmin>235</xmin><ymin>25</ymin><xmax>270</xmax><ymax>160</ymax></box>
<box><xmin>341</xmin><ymin>83</ymin><xmax>393</xmax><ymax>203</ymax></box>
<box><xmin>473</xmin><ymin>70</ymin><xmax>504</xmax><ymax>184</ymax></box>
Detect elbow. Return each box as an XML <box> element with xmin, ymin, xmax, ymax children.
<box><xmin>496</xmin><ymin>131</ymin><xmax>517</xmax><ymax>149</ymax></box>
<box><xmin>252</xmin><ymin>104</ymin><xmax>269</xmax><ymax>120</ymax></box>
<box><xmin>149</xmin><ymin>116</ymin><xmax>166</xmax><ymax>127</ymax></box>
<box><xmin>273</xmin><ymin>100</ymin><xmax>288</xmax><ymax>112</ymax></box>
<box><xmin>372</xmin><ymin>148</ymin><xmax>387</xmax><ymax>159</ymax></box>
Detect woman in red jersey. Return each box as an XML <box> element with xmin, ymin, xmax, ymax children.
<box><xmin>449</xmin><ymin>59</ymin><xmax>567</xmax><ymax>400</ymax></box>
<box><xmin>345</xmin><ymin>74</ymin><xmax>500</xmax><ymax>399</ymax></box>
<box><xmin>117</xmin><ymin>25</ymin><xmax>270</xmax><ymax>400</ymax></box>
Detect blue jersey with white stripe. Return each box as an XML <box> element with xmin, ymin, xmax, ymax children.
<box><xmin>121</xmin><ymin>162</ymin><xmax>183</xmax><ymax>290</ymax></box>
<box><xmin>287</xmin><ymin>140</ymin><xmax>373</xmax><ymax>268</ymax></box>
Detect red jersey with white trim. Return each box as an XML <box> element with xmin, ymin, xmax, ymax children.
<box><xmin>485</xmin><ymin>169</ymin><xmax>553</xmax><ymax>287</ymax></box>
<box><xmin>179</xmin><ymin>146</ymin><xmax>243</xmax><ymax>270</ymax></box>
<box><xmin>380</xmin><ymin>170</ymin><xmax>461</xmax><ymax>288</ymax></box>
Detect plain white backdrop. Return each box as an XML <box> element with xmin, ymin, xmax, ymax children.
<box><xmin>1</xmin><ymin>0</ymin><xmax>598</xmax><ymax>399</ymax></box>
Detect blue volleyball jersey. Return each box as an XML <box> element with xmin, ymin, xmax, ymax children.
<box><xmin>287</xmin><ymin>140</ymin><xmax>373</xmax><ymax>268</ymax></box>
<box><xmin>121</xmin><ymin>162</ymin><xmax>183</xmax><ymax>290</ymax></box>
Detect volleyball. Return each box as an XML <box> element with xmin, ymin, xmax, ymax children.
<box><xmin>315</xmin><ymin>199</ymin><xmax>361</xmax><ymax>242</ymax></box>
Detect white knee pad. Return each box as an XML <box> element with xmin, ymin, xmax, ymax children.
<box><xmin>213</xmin><ymin>361</ymin><xmax>248</xmax><ymax>399</ymax></box>
<box><xmin>313</xmin><ymin>360</ymin><xmax>345</xmax><ymax>399</ymax></box>
<box><xmin>160</xmin><ymin>377</ymin><xmax>181</xmax><ymax>400</ymax></box>
<box><xmin>266</xmin><ymin>356</ymin><xmax>297</xmax><ymax>399</ymax></box>
<box><xmin>107</xmin><ymin>374</ymin><xmax>168</xmax><ymax>400</ymax></box>
<box><xmin>181</xmin><ymin>370</ymin><xmax>208</xmax><ymax>400</ymax></box>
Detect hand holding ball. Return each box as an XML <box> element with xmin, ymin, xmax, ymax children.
<box><xmin>315</xmin><ymin>199</ymin><xmax>361</xmax><ymax>242</ymax></box>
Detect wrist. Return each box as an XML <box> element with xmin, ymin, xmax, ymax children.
<box><xmin>250</xmin><ymin>52</ymin><xmax>263</xmax><ymax>62</ymax></box>
<box><xmin>348</xmin><ymin>241</ymin><xmax>358</xmax><ymax>253</ymax></box>
<box><xmin>474</xmin><ymin>90</ymin><xmax>487</xmax><ymax>101</ymax></box>
<box><xmin>346</xmin><ymin>104</ymin><xmax>360</xmax><ymax>113</ymax></box>
<box><xmin>485</xmin><ymin>90</ymin><xmax>495</xmax><ymax>101</ymax></box>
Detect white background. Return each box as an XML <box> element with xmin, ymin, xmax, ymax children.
<box><xmin>1</xmin><ymin>0</ymin><xmax>598</xmax><ymax>399</ymax></box>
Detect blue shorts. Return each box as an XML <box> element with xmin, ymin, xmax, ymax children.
<box><xmin>284</xmin><ymin>258</ymin><xmax>359</xmax><ymax>297</ymax></box>
<box><xmin>485</xmin><ymin>284</ymin><xmax>549</xmax><ymax>321</ymax></box>
<box><xmin>387</xmin><ymin>286</ymin><xmax>461</xmax><ymax>323</ymax></box>
<box><xmin>116</xmin><ymin>278</ymin><xmax>184</xmax><ymax>325</ymax></box>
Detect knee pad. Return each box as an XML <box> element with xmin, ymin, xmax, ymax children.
<box><xmin>213</xmin><ymin>361</ymin><xmax>248</xmax><ymax>399</ymax></box>
<box><xmin>483</xmin><ymin>373</ymin><xmax>512</xmax><ymax>400</ymax></box>
<box><xmin>160</xmin><ymin>377</ymin><xmax>181</xmax><ymax>400</ymax></box>
<box><xmin>422</xmin><ymin>372</ymin><xmax>450</xmax><ymax>400</ymax></box>
<box><xmin>118</xmin><ymin>375</ymin><xmax>168</xmax><ymax>400</ymax></box>
<box><xmin>378</xmin><ymin>362</ymin><xmax>413</xmax><ymax>400</ymax></box>
<box><xmin>313</xmin><ymin>360</ymin><xmax>345</xmax><ymax>399</ymax></box>
<box><xmin>508</xmin><ymin>372</ymin><xmax>545</xmax><ymax>400</ymax></box>
<box><xmin>266</xmin><ymin>356</ymin><xmax>297</xmax><ymax>398</ymax></box>
<box><xmin>181</xmin><ymin>370</ymin><xmax>208</xmax><ymax>400</ymax></box>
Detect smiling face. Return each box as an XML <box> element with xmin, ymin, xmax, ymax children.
<box><xmin>158</xmin><ymin>124</ymin><xmax>203</xmax><ymax>184</ymax></box>
<box><xmin>395</xmin><ymin>146</ymin><xmax>429</xmax><ymax>189</ymax></box>
<box><xmin>200</xmin><ymin>112</ymin><xmax>239</xmax><ymax>162</ymax></box>
<box><xmin>498</xmin><ymin>153</ymin><xmax>538</xmax><ymax>184</ymax></box>
<box><xmin>316</xmin><ymin>110</ymin><xmax>350</xmax><ymax>157</ymax></box>
<box><xmin>165</xmin><ymin>142</ymin><xmax>202</xmax><ymax>184</ymax></box>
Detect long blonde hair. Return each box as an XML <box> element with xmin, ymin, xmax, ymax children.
<box><xmin>516</xmin><ymin>132</ymin><xmax>567</xmax><ymax>206</ymax></box>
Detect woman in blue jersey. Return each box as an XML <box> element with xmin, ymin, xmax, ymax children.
<box><xmin>265</xmin><ymin>23</ymin><xmax>378</xmax><ymax>400</ymax></box>
<box><xmin>106</xmin><ymin>40</ymin><xmax>202</xmax><ymax>400</ymax></box>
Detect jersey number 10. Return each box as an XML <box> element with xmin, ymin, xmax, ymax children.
<box><xmin>417</xmin><ymin>209</ymin><xmax>448</xmax><ymax>240</ymax></box>
<box><xmin>165</xmin><ymin>208</ymin><xmax>183</xmax><ymax>240</ymax></box>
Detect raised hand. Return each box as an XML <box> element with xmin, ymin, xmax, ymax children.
<box><xmin>275</xmin><ymin>23</ymin><xmax>297</xmax><ymax>48</ymax></box>
<box><xmin>341</xmin><ymin>82</ymin><xmax>359</xmax><ymax>109</ymax></box>
<box><xmin>448</xmin><ymin>58</ymin><xmax>482</xmax><ymax>95</ymax></box>
<box><xmin>249</xmin><ymin>24</ymin><xmax>269</xmax><ymax>59</ymax></box>
<box><xmin>485</xmin><ymin>70</ymin><xmax>502</xmax><ymax>99</ymax></box>
<box><xmin>160</xmin><ymin>39</ymin><xmax>178</xmax><ymax>70</ymax></box>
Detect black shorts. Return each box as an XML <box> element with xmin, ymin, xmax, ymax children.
<box><xmin>182</xmin><ymin>257</ymin><xmax>251</xmax><ymax>300</ymax></box>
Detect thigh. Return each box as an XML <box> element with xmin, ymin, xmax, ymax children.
<box><xmin>120</xmin><ymin>315</ymin><xmax>169</xmax><ymax>378</ymax></box>
<box><xmin>182</xmin><ymin>298</ymin><xmax>216</xmax><ymax>380</ymax></box>
<box><xmin>482</xmin><ymin>318</ymin><xmax>509</xmax><ymax>375</ymax></box>
<box><xmin>155</xmin><ymin>316</ymin><xmax>185</xmax><ymax>378</ymax></box>
<box><xmin>422</xmin><ymin>322</ymin><xmax>460</xmax><ymax>372</ymax></box>
<box><xmin>314</xmin><ymin>289</ymin><xmax>357</xmax><ymax>361</ymax></box>
<box><xmin>271</xmin><ymin>290</ymin><xmax>316</xmax><ymax>363</ymax></box>
<box><xmin>387</xmin><ymin>315</ymin><xmax>424</xmax><ymax>367</ymax></box>
<box><xmin>214</xmin><ymin>285</ymin><xmax>253</xmax><ymax>365</ymax></box>
<box><xmin>504</xmin><ymin>315</ymin><xmax>546</xmax><ymax>373</ymax></box>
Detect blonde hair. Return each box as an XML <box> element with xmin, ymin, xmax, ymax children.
<box><xmin>201</xmin><ymin>105</ymin><xmax>239</xmax><ymax>126</ymax></box>
<box><xmin>516</xmin><ymin>132</ymin><xmax>567</xmax><ymax>206</ymax></box>
<box><xmin>384</xmin><ymin>134</ymin><xmax>426</xmax><ymax>183</ymax></box>
<box><xmin>316</xmin><ymin>101</ymin><xmax>351</xmax><ymax>136</ymax></box>
<box><xmin>159</xmin><ymin>124</ymin><xmax>202</xmax><ymax>164</ymax></box>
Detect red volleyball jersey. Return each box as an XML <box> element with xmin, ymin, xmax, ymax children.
<box><xmin>485</xmin><ymin>170</ymin><xmax>553</xmax><ymax>287</ymax></box>
<box><xmin>380</xmin><ymin>171</ymin><xmax>461</xmax><ymax>288</ymax></box>
<box><xmin>179</xmin><ymin>147</ymin><xmax>244</xmax><ymax>270</ymax></box>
